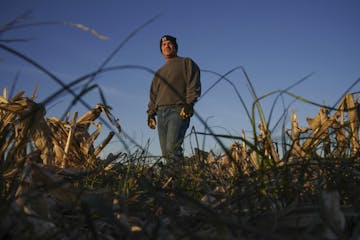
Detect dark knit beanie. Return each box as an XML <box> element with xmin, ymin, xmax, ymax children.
<box><xmin>160</xmin><ymin>35</ymin><xmax>178</xmax><ymax>52</ymax></box>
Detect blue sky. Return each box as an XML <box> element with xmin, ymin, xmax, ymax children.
<box><xmin>1</xmin><ymin>0</ymin><xmax>360</xmax><ymax>157</ymax></box>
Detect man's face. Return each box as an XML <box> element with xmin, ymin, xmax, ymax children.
<box><xmin>161</xmin><ymin>40</ymin><xmax>177</xmax><ymax>58</ymax></box>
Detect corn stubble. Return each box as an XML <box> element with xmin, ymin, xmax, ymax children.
<box><xmin>1</xmin><ymin>87</ymin><xmax>360</xmax><ymax>239</ymax></box>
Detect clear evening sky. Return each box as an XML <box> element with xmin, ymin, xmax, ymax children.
<box><xmin>1</xmin><ymin>0</ymin><xmax>359</xmax><ymax>157</ymax></box>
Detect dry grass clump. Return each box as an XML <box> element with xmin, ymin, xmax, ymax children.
<box><xmin>1</xmin><ymin>87</ymin><xmax>360</xmax><ymax>239</ymax></box>
<box><xmin>0</xmin><ymin>87</ymin><xmax>118</xmax><ymax>168</ymax></box>
<box><xmin>0</xmin><ymin>87</ymin><xmax>123</xmax><ymax>239</ymax></box>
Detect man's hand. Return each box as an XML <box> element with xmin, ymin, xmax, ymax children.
<box><xmin>147</xmin><ymin>115</ymin><xmax>156</xmax><ymax>129</ymax></box>
<box><xmin>180</xmin><ymin>104</ymin><xmax>194</xmax><ymax>119</ymax></box>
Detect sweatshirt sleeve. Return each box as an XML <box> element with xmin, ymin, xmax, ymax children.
<box><xmin>185</xmin><ymin>58</ymin><xmax>201</xmax><ymax>105</ymax></box>
<box><xmin>147</xmin><ymin>75</ymin><xmax>158</xmax><ymax>116</ymax></box>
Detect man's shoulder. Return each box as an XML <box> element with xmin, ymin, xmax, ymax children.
<box><xmin>157</xmin><ymin>57</ymin><xmax>197</xmax><ymax>71</ymax></box>
<box><xmin>174</xmin><ymin>57</ymin><xmax>198</xmax><ymax>69</ymax></box>
<box><xmin>183</xmin><ymin>57</ymin><xmax>199</xmax><ymax>69</ymax></box>
<box><xmin>174</xmin><ymin>56</ymin><xmax>198</xmax><ymax>66</ymax></box>
<box><xmin>173</xmin><ymin>56</ymin><xmax>193</xmax><ymax>62</ymax></box>
<box><xmin>181</xmin><ymin>56</ymin><xmax>193</xmax><ymax>62</ymax></box>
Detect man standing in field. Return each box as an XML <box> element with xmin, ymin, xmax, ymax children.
<box><xmin>147</xmin><ymin>35</ymin><xmax>201</xmax><ymax>163</ymax></box>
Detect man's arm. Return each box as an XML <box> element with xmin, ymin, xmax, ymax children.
<box><xmin>180</xmin><ymin>58</ymin><xmax>201</xmax><ymax>119</ymax></box>
<box><xmin>185</xmin><ymin>58</ymin><xmax>201</xmax><ymax>105</ymax></box>
<box><xmin>147</xmin><ymin>75</ymin><xmax>158</xmax><ymax>117</ymax></box>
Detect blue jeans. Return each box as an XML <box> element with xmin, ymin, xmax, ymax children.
<box><xmin>157</xmin><ymin>105</ymin><xmax>190</xmax><ymax>160</ymax></box>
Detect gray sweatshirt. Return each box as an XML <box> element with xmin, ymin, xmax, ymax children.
<box><xmin>147</xmin><ymin>56</ymin><xmax>201</xmax><ymax>116</ymax></box>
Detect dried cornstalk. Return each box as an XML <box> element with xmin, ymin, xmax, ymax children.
<box><xmin>0</xmin><ymin>87</ymin><xmax>121</xmax><ymax>170</ymax></box>
<box><xmin>94</xmin><ymin>131</ymin><xmax>115</xmax><ymax>156</ymax></box>
<box><xmin>32</xmin><ymin>118</ymin><xmax>55</xmax><ymax>165</ymax></box>
<box><xmin>342</xmin><ymin>93</ymin><xmax>359</xmax><ymax>153</ymax></box>
<box><xmin>62</xmin><ymin>111</ymin><xmax>78</xmax><ymax>168</ymax></box>
<box><xmin>221</xmin><ymin>93</ymin><xmax>359</xmax><ymax>172</ymax></box>
<box><xmin>287</xmin><ymin>93</ymin><xmax>359</xmax><ymax>159</ymax></box>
